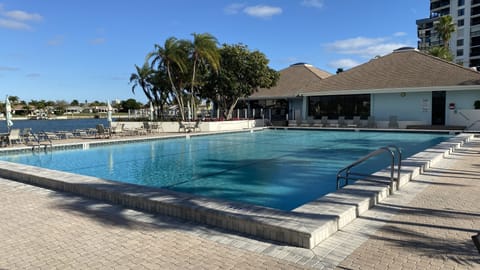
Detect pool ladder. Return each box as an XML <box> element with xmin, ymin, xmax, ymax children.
<box><xmin>336</xmin><ymin>145</ymin><xmax>402</xmax><ymax>193</ymax></box>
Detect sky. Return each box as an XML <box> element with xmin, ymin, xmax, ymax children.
<box><xmin>0</xmin><ymin>0</ymin><xmax>429</xmax><ymax>104</ymax></box>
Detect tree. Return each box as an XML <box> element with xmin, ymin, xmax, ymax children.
<box><xmin>188</xmin><ymin>33</ymin><xmax>220</xmax><ymax>120</ymax></box>
<box><xmin>429</xmin><ymin>46</ymin><xmax>454</xmax><ymax>61</ymax></box>
<box><xmin>70</xmin><ymin>99</ymin><xmax>80</xmax><ymax>106</ymax></box>
<box><xmin>202</xmin><ymin>43</ymin><xmax>279</xmax><ymax>120</ymax></box>
<box><xmin>148</xmin><ymin>37</ymin><xmax>190</xmax><ymax>120</ymax></box>
<box><xmin>130</xmin><ymin>62</ymin><xmax>173</xmax><ymax>119</ymax></box>
<box><xmin>435</xmin><ymin>15</ymin><xmax>456</xmax><ymax>49</ymax></box>
<box><xmin>121</xmin><ymin>98</ymin><xmax>142</xmax><ymax>112</ymax></box>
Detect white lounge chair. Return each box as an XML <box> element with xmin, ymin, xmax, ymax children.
<box><xmin>338</xmin><ymin>116</ymin><xmax>347</xmax><ymax>127</ymax></box>
<box><xmin>367</xmin><ymin>116</ymin><xmax>377</xmax><ymax>128</ymax></box>
<box><xmin>320</xmin><ymin>116</ymin><xmax>330</xmax><ymax>127</ymax></box>
<box><xmin>8</xmin><ymin>129</ymin><xmax>22</xmax><ymax>145</ymax></box>
<box><xmin>388</xmin><ymin>115</ymin><xmax>399</xmax><ymax>128</ymax></box>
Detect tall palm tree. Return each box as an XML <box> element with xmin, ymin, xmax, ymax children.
<box><xmin>189</xmin><ymin>33</ymin><xmax>220</xmax><ymax>120</ymax></box>
<box><xmin>130</xmin><ymin>62</ymin><xmax>154</xmax><ymax>102</ymax></box>
<box><xmin>148</xmin><ymin>37</ymin><xmax>189</xmax><ymax>120</ymax></box>
<box><xmin>435</xmin><ymin>15</ymin><xmax>456</xmax><ymax>49</ymax></box>
<box><xmin>429</xmin><ymin>46</ymin><xmax>454</xmax><ymax>61</ymax></box>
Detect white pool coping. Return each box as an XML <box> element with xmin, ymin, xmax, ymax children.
<box><xmin>0</xmin><ymin>131</ymin><xmax>472</xmax><ymax>249</ymax></box>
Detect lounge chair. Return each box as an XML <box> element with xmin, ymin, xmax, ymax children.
<box><xmin>388</xmin><ymin>115</ymin><xmax>399</xmax><ymax>129</ymax></box>
<box><xmin>352</xmin><ymin>116</ymin><xmax>361</xmax><ymax>127</ymax></box>
<box><xmin>367</xmin><ymin>116</ymin><xmax>377</xmax><ymax>128</ymax></box>
<box><xmin>8</xmin><ymin>129</ymin><xmax>22</xmax><ymax>145</ymax></box>
<box><xmin>320</xmin><ymin>116</ymin><xmax>330</xmax><ymax>127</ymax></box>
<box><xmin>306</xmin><ymin>117</ymin><xmax>315</xmax><ymax>127</ymax></box>
<box><xmin>111</xmin><ymin>123</ymin><xmax>125</xmax><ymax>136</ymax></box>
<box><xmin>192</xmin><ymin>120</ymin><xmax>201</xmax><ymax>132</ymax></box>
<box><xmin>338</xmin><ymin>116</ymin><xmax>347</xmax><ymax>127</ymax></box>
<box><xmin>150</xmin><ymin>122</ymin><xmax>163</xmax><ymax>133</ymax></box>
<box><xmin>96</xmin><ymin>124</ymin><xmax>109</xmax><ymax>138</ymax></box>
<box><xmin>179</xmin><ymin>121</ymin><xmax>187</xmax><ymax>132</ymax></box>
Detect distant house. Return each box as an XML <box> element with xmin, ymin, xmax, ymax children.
<box><xmin>65</xmin><ymin>106</ymin><xmax>83</xmax><ymax>114</ymax></box>
<box><xmin>247</xmin><ymin>48</ymin><xmax>480</xmax><ymax>129</ymax></box>
<box><xmin>243</xmin><ymin>62</ymin><xmax>332</xmax><ymax>122</ymax></box>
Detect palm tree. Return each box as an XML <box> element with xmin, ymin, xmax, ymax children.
<box><xmin>435</xmin><ymin>15</ymin><xmax>456</xmax><ymax>49</ymax></box>
<box><xmin>148</xmin><ymin>37</ymin><xmax>189</xmax><ymax>120</ymax></box>
<box><xmin>130</xmin><ymin>62</ymin><xmax>155</xmax><ymax>102</ymax></box>
<box><xmin>429</xmin><ymin>46</ymin><xmax>454</xmax><ymax>61</ymax></box>
<box><xmin>188</xmin><ymin>33</ymin><xmax>220</xmax><ymax>120</ymax></box>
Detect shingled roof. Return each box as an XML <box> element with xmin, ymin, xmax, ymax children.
<box><xmin>301</xmin><ymin>48</ymin><xmax>480</xmax><ymax>96</ymax></box>
<box><xmin>248</xmin><ymin>63</ymin><xmax>332</xmax><ymax>99</ymax></box>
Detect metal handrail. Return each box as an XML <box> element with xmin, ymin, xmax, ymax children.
<box><xmin>336</xmin><ymin>145</ymin><xmax>402</xmax><ymax>193</ymax></box>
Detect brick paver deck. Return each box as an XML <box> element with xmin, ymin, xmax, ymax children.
<box><xmin>335</xmin><ymin>138</ymin><xmax>480</xmax><ymax>269</ymax></box>
<box><xmin>0</xmin><ymin>135</ymin><xmax>479</xmax><ymax>269</ymax></box>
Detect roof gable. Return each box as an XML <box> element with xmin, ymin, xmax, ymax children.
<box><xmin>249</xmin><ymin>63</ymin><xmax>332</xmax><ymax>99</ymax></box>
<box><xmin>302</xmin><ymin>49</ymin><xmax>480</xmax><ymax>95</ymax></box>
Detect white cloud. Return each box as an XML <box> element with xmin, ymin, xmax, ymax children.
<box><xmin>0</xmin><ymin>18</ymin><xmax>31</xmax><ymax>30</ymax></box>
<box><xmin>327</xmin><ymin>59</ymin><xmax>360</xmax><ymax>69</ymax></box>
<box><xmin>224</xmin><ymin>3</ymin><xmax>246</xmax><ymax>14</ymax></box>
<box><xmin>26</xmin><ymin>73</ymin><xmax>41</xmax><ymax>78</ymax></box>
<box><xmin>0</xmin><ymin>66</ymin><xmax>19</xmax><ymax>71</ymax></box>
<box><xmin>48</xmin><ymin>35</ymin><xmax>64</xmax><ymax>46</ymax></box>
<box><xmin>301</xmin><ymin>0</ymin><xmax>324</xmax><ymax>9</ymax></box>
<box><xmin>0</xmin><ymin>4</ymin><xmax>42</xmax><ymax>30</ymax></box>
<box><xmin>4</xmin><ymin>10</ymin><xmax>42</xmax><ymax>21</ymax></box>
<box><xmin>90</xmin><ymin>38</ymin><xmax>106</xmax><ymax>45</ymax></box>
<box><xmin>327</xmin><ymin>36</ymin><xmax>411</xmax><ymax>58</ymax></box>
<box><xmin>243</xmin><ymin>5</ymin><xmax>282</xmax><ymax>18</ymax></box>
<box><xmin>393</xmin><ymin>31</ymin><xmax>407</xmax><ymax>37</ymax></box>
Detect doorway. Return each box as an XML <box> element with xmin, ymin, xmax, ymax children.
<box><xmin>431</xmin><ymin>91</ymin><xmax>446</xmax><ymax>125</ymax></box>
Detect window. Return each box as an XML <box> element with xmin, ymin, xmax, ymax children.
<box><xmin>458</xmin><ymin>0</ymin><xmax>465</xmax><ymax>6</ymax></box>
<box><xmin>458</xmin><ymin>8</ymin><xmax>465</xmax><ymax>16</ymax></box>
<box><xmin>457</xmin><ymin>39</ymin><xmax>464</xmax><ymax>46</ymax></box>
<box><xmin>457</xmin><ymin>49</ymin><xmax>464</xmax><ymax>56</ymax></box>
<box><xmin>458</xmin><ymin>19</ymin><xmax>465</xmax><ymax>27</ymax></box>
<box><xmin>308</xmin><ymin>94</ymin><xmax>371</xmax><ymax>119</ymax></box>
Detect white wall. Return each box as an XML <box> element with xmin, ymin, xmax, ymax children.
<box><xmin>372</xmin><ymin>92</ymin><xmax>431</xmax><ymax>124</ymax></box>
<box><xmin>446</xmin><ymin>90</ymin><xmax>480</xmax><ymax>126</ymax></box>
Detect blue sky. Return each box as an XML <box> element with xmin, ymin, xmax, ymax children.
<box><xmin>0</xmin><ymin>0</ymin><xmax>428</xmax><ymax>103</ymax></box>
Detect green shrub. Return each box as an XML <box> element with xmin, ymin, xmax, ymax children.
<box><xmin>475</xmin><ymin>100</ymin><xmax>480</xmax><ymax>109</ymax></box>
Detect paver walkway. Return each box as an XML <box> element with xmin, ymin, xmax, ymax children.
<box><xmin>0</xmin><ymin>136</ymin><xmax>479</xmax><ymax>269</ymax></box>
<box><xmin>0</xmin><ymin>179</ymin><xmax>309</xmax><ymax>270</ymax></box>
<box><xmin>335</xmin><ymin>138</ymin><xmax>480</xmax><ymax>269</ymax></box>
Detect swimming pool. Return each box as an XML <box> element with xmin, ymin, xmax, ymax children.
<box><xmin>0</xmin><ymin>130</ymin><xmax>452</xmax><ymax>210</ymax></box>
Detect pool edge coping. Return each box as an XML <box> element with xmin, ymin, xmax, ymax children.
<box><xmin>0</xmin><ymin>132</ymin><xmax>472</xmax><ymax>249</ymax></box>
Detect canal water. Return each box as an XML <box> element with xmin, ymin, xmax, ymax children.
<box><xmin>0</xmin><ymin>118</ymin><xmax>110</xmax><ymax>133</ymax></box>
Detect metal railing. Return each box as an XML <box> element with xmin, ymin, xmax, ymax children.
<box><xmin>336</xmin><ymin>145</ymin><xmax>402</xmax><ymax>193</ymax></box>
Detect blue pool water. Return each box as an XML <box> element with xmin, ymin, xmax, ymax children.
<box><xmin>0</xmin><ymin>130</ymin><xmax>452</xmax><ymax>210</ymax></box>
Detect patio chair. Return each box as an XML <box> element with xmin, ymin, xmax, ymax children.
<box><xmin>21</xmin><ymin>128</ymin><xmax>33</xmax><ymax>142</ymax></box>
<box><xmin>306</xmin><ymin>117</ymin><xmax>315</xmax><ymax>127</ymax></box>
<box><xmin>338</xmin><ymin>116</ymin><xmax>347</xmax><ymax>127</ymax></box>
<box><xmin>320</xmin><ymin>116</ymin><xmax>330</xmax><ymax>127</ymax></box>
<box><xmin>96</xmin><ymin>124</ymin><xmax>109</xmax><ymax>138</ymax></box>
<box><xmin>150</xmin><ymin>122</ymin><xmax>163</xmax><ymax>133</ymax></box>
<box><xmin>111</xmin><ymin>123</ymin><xmax>125</xmax><ymax>136</ymax></box>
<box><xmin>367</xmin><ymin>116</ymin><xmax>377</xmax><ymax>128</ymax></box>
<box><xmin>388</xmin><ymin>115</ymin><xmax>399</xmax><ymax>128</ymax></box>
<box><xmin>192</xmin><ymin>120</ymin><xmax>201</xmax><ymax>132</ymax></box>
<box><xmin>353</xmin><ymin>116</ymin><xmax>362</xmax><ymax>127</ymax></box>
<box><xmin>8</xmin><ymin>129</ymin><xmax>22</xmax><ymax>145</ymax></box>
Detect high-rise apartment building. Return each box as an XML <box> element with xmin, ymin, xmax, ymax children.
<box><xmin>417</xmin><ymin>0</ymin><xmax>480</xmax><ymax>67</ymax></box>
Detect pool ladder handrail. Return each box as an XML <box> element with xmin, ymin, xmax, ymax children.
<box><xmin>336</xmin><ymin>145</ymin><xmax>402</xmax><ymax>193</ymax></box>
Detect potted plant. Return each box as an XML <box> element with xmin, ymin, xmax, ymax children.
<box><xmin>475</xmin><ymin>100</ymin><xmax>480</xmax><ymax>109</ymax></box>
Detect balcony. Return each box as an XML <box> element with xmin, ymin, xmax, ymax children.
<box><xmin>430</xmin><ymin>0</ymin><xmax>450</xmax><ymax>10</ymax></box>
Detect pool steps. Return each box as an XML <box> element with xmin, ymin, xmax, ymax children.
<box><xmin>0</xmin><ymin>133</ymin><xmax>472</xmax><ymax>249</ymax></box>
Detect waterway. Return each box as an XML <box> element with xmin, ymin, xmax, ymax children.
<box><xmin>0</xmin><ymin>118</ymin><xmax>110</xmax><ymax>133</ymax></box>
